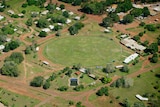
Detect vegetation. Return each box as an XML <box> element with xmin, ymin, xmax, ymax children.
<box><xmin>30</xmin><ymin>76</ymin><xmax>44</xmax><ymax>87</ymax></box>
<box><xmin>68</xmin><ymin>22</ymin><xmax>84</xmax><ymax>35</ymax></box>
<box><xmin>96</xmin><ymin>86</ymin><xmax>109</xmax><ymax>96</ymax></box>
<box><xmin>5</xmin><ymin>52</ymin><xmax>24</xmax><ymax>64</ymax></box>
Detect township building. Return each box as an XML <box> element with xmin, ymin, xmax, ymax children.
<box><xmin>120</xmin><ymin>37</ymin><xmax>146</xmax><ymax>52</ymax></box>
<box><xmin>123</xmin><ymin>53</ymin><xmax>139</xmax><ymax>64</ymax></box>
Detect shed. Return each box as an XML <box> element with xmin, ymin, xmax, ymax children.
<box><xmin>79</xmin><ymin>68</ymin><xmax>86</xmax><ymax>73</ymax></box>
<box><xmin>0</xmin><ymin>15</ymin><xmax>4</xmax><ymax>20</ymax></box>
<box><xmin>75</xmin><ymin>71</ymin><xmax>81</xmax><ymax>75</ymax></box>
<box><xmin>56</xmin><ymin>7</ymin><xmax>61</xmax><ymax>10</ymax></box>
<box><xmin>123</xmin><ymin>53</ymin><xmax>139</xmax><ymax>64</ymax></box>
<box><xmin>74</xmin><ymin>16</ymin><xmax>80</xmax><ymax>20</ymax></box>
<box><xmin>42</xmin><ymin>61</ymin><xmax>49</xmax><ymax>65</ymax></box>
<box><xmin>136</xmin><ymin>94</ymin><xmax>148</xmax><ymax>101</ymax></box>
<box><xmin>41</xmin><ymin>10</ymin><xmax>49</xmax><ymax>15</ymax></box>
<box><xmin>70</xmin><ymin>78</ymin><xmax>78</xmax><ymax>86</ymax></box>
<box><xmin>104</xmin><ymin>29</ymin><xmax>110</xmax><ymax>33</ymax></box>
<box><xmin>69</xmin><ymin>12</ymin><xmax>74</xmax><ymax>15</ymax></box>
<box><xmin>0</xmin><ymin>45</ymin><xmax>5</xmax><ymax>50</ymax></box>
<box><xmin>36</xmin><ymin>47</ymin><xmax>39</xmax><ymax>51</ymax></box>
<box><xmin>66</xmin><ymin>19</ymin><xmax>72</xmax><ymax>24</ymax></box>
<box><xmin>42</xmin><ymin>28</ymin><xmax>50</xmax><ymax>32</ymax></box>
<box><xmin>115</xmin><ymin>65</ymin><xmax>124</xmax><ymax>69</ymax></box>
<box><xmin>49</xmin><ymin>25</ymin><xmax>54</xmax><ymax>29</ymax></box>
<box><xmin>88</xmin><ymin>74</ymin><xmax>96</xmax><ymax>79</ymax></box>
<box><xmin>8</xmin><ymin>10</ymin><xmax>15</xmax><ymax>14</ymax></box>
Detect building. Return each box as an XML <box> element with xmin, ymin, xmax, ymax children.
<box><xmin>42</xmin><ymin>28</ymin><xmax>50</xmax><ymax>32</ymax></box>
<box><xmin>75</xmin><ymin>71</ymin><xmax>81</xmax><ymax>75</ymax></box>
<box><xmin>79</xmin><ymin>68</ymin><xmax>86</xmax><ymax>73</ymax></box>
<box><xmin>123</xmin><ymin>53</ymin><xmax>139</xmax><ymax>64</ymax></box>
<box><xmin>74</xmin><ymin>16</ymin><xmax>80</xmax><ymax>20</ymax></box>
<box><xmin>49</xmin><ymin>25</ymin><xmax>54</xmax><ymax>30</ymax></box>
<box><xmin>88</xmin><ymin>74</ymin><xmax>96</xmax><ymax>79</ymax></box>
<box><xmin>104</xmin><ymin>29</ymin><xmax>110</xmax><ymax>33</ymax></box>
<box><xmin>0</xmin><ymin>15</ymin><xmax>4</xmax><ymax>21</ymax></box>
<box><xmin>66</xmin><ymin>19</ymin><xmax>72</xmax><ymax>24</ymax></box>
<box><xmin>56</xmin><ymin>7</ymin><xmax>61</xmax><ymax>10</ymax></box>
<box><xmin>136</xmin><ymin>94</ymin><xmax>148</xmax><ymax>101</ymax></box>
<box><xmin>41</xmin><ymin>10</ymin><xmax>49</xmax><ymax>15</ymax></box>
<box><xmin>70</xmin><ymin>78</ymin><xmax>78</xmax><ymax>86</ymax></box>
<box><xmin>121</xmin><ymin>37</ymin><xmax>146</xmax><ymax>52</ymax></box>
<box><xmin>8</xmin><ymin>10</ymin><xmax>15</xmax><ymax>14</ymax></box>
<box><xmin>0</xmin><ymin>45</ymin><xmax>5</xmax><ymax>51</ymax></box>
<box><xmin>115</xmin><ymin>65</ymin><xmax>124</xmax><ymax>69</ymax></box>
<box><xmin>42</xmin><ymin>61</ymin><xmax>49</xmax><ymax>65</ymax></box>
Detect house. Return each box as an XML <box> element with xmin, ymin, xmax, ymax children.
<box><xmin>66</xmin><ymin>19</ymin><xmax>72</xmax><ymax>24</ymax></box>
<box><xmin>49</xmin><ymin>25</ymin><xmax>54</xmax><ymax>29</ymax></box>
<box><xmin>115</xmin><ymin>65</ymin><xmax>124</xmax><ymax>69</ymax></box>
<box><xmin>42</xmin><ymin>61</ymin><xmax>49</xmax><ymax>65</ymax></box>
<box><xmin>69</xmin><ymin>12</ymin><xmax>74</xmax><ymax>15</ymax></box>
<box><xmin>75</xmin><ymin>71</ymin><xmax>81</xmax><ymax>75</ymax></box>
<box><xmin>74</xmin><ymin>16</ymin><xmax>80</xmax><ymax>20</ymax></box>
<box><xmin>0</xmin><ymin>45</ymin><xmax>5</xmax><ymax>51</ymax></box>
<box><xmin>120</xmin><ymin>34</ymin><xmax>128</xmax><ymax>39</ymax></box>
<box><xmin>70</xmin><ymin>78</ymin><xmax>78</xmax><ymax>86</ymax></box>
<box><xmin>42</xmin><ymin>28</ymin><xmax>50</xmax><ymax>32</ymax></box>
<box><xmin>41</xmin><ymin>10</ymin><xmax>49</xmax><ymax>15</ymax></box>
<box><xmin>88</xmin><ymin>74</ymin><xmax>96</xmax><ymax>79</ymax></box>
<box><xmin>36</xmin><ymin>47</ymin><xmax>39</xmax><ymax>51</ymax></box>
<box><xmin>136</xmin><ymin>94</ymin><xmax>148</xmax><ymax>101</ymax></box>
<box><xmin>8</xmin><ymin>10</ymin><xmax>15</xmax><ymax>14</ymax></box>
<box><xmin>56</xmin><ymin>7</ymin><xmax>61</xmax><ymax>10</ymax></box>
<box><xmin>104</xmin><ymin>29</ymin><xmax>110</xmax><ymax>33</ymax></box>
<box><xmin>79</xmin><ymin>68</ymin><xmax>86</xmax><ymax>73</ymax></box>
<box><xmin>120</xmin><ymin>37</ymin><xmax>146</xmax><ymax>51</ymax></box>
<box><xmin>0</xmin><ymin>15</ymin><xmax>4</xmax><ymax>21</ymax></box>
<box><xmin>123</xmin><ymin>53</ymin><xmax>139</xmax><ymax>64</ymax></box>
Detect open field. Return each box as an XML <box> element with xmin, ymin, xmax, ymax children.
<box><xmin>43</xmin><ymin>22</ymin><xmax>131</xmax><ymax>67</ymax></box>
<box><xmin>0</xmin><ymin>88</ymin><xmax>40</xmax><ymax>107</ymax></box>
<box><xmin>110</xmin><ymin>68</ymin><xmax>160</xmax><ymax>106</ymax></box>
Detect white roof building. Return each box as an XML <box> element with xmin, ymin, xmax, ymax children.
<box><xmin>56</xmin><ymin>7</ymin><xmax>61</xmax><ymax>10</ymax></box>
<box><xmin>42</xmin><ymin>28</ymin><xmax>50</xmax><ymax>32</ymax></box>
<box><xmin>41</xmin><ymin>10</ymin><xmax>49</xmax><ymax>15</ymax></box>
<box><xmin>36</xmin><ymin>47</ymin><xmax>39</xmax><ymax>51</ymax></box>
<box><xmin>104</xmin><ymin>29</ymin><xmax>110</xmax><ymax>33</ymax></box>
<box><xmin>42</xmin><ymin>61</ymin><xmax>49</xmax><ymax>65</ymax></box>
<box><xmin>153</xmin><ymin>6</ymin><xmax>160</xmax><ymax>12</ymax></box>
<box><xmin>69</xmin><ymin>12</ymin><xmax>74</xmax><ymax>15</ymax></box>
<box><xmin>0</xmin><ymin>15</ymin><xmax>4</xmax><ymax>21</ymax></box>
<box><xmin>79</xmin><ymin>68</ymin><xmax>86</xmax><ymax>73</ymax></box>
<box><xmin>136</xmin><ymin>94</ymin><xmax>148</xmax><ymax>101</ymax></box>
<box><xmin>66</xmin><ymin>19</ymin><xmax>72</xmax><ymax>24</ymax></box>
<box><xmin>120</xmin><ymin>34</ymin><xmax>128</xmax><ymax>38</ymax></box>
<box><xmin>74</xmin><ymin>16</ymin><xmax>80</xmax><ymax>20</ymax></box>
<box><xmin>121</xmin><ymin>37</ymin><xmax>146</xmax><ymax>51</ymax></box>
<box><xmin>123</xmin><ymin>53</ymin><xmax>139</xmax><ymax>64</ymax></box>
<box><xmin>49</xmin><ymin>25</ymin><xmax>54</xmax><ymax>29</ymax></box>
<box><xmin>18</xmin><ymin>13</ymin><xmax>24</xmax><ymax>17</ymax></box>
<box><xmin>8</xmin><ymin>10</ymin><xmax>15</xmax><ymax>14</ymax></box>
<box><xmin>6</xmin><ymin>38</ymin><xmax>11</xmax><ymax>42</ymax></box>
<box><xmin>62</xmin><ymin>9</ymin><xmax>66</xmax><ymax>12</ymax></box>
<box><xmin>115</xmin><ymin>65</ymin><xmax>124</xmax><ymax>69</ymax></box>
<box><xmin>0</xmin><ymin>45</ymin><xmax>5</xmax><ymax>50</ymax></box>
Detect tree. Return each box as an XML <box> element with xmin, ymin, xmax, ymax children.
<box><xmin>1</xmin><ymin>61</ymin><xmax>20</xmax><ymax>77</ymax></box>
<box><xmin>150</xmin><ymin>53</ymin><xmax>158</xmax><ymax>63</ymax></box>
<box><xmin>8</xmin><ymin>40</ymin><xmax>20</xmax><ymax>50</ymax></box>
<box><xmin>120</xmin><ymin>65</ymin><xmax>129</xmax><ymax>73</ymax></box>
<box><xmin>130</xmin><ymin>8</ymin><xmax>142</xmax><ymax>17</ymax></box>
<box><xmin>145</xmin><ymin>24</ymin><xmax>156</xmax><ymax>31</ymax></box>
<box><xmin>133</xmin><ymin>102</ymin><xmax>145</xmax><ymax>107</ymax></box>
<box><xmin>143</xmin><ymin>7</ymin><xmax>150</xmax><ymax>17</ymax></box>
<box><xmin>43</xmin><ymin>81</ymin><xmax>50</xmax><ymax>89</ymax></box>
<box><xmin>123</xmin><ymin>14</ymin><xmax>134</xmax><ymax>24</ymax></box>
<box><xmin>139</xmin><ymin>22</ymin><xmax>145</xmax><ymax>26</ymax></box>
<box><xmin>145</xmin><ymin>43</ymin><xmax>158</xmax><ymax>54</ymax></box>
<box><xmin>68</xmin><ymin>25</ymin><xmax>78</xmax><ymax>35</ymax></box>
<box><xmin>5</xmin><ymin>52</ymin><xmax>24</xmax><ymax>64</ymax></box>
<box><xmin>60</xmin><ymin>4</ymin><xmax>65</xmax><ymax>9</ymax></box>
<box><xmin>74</xmin><ymin>85</ymin><xmax>84</xmax><ymax>91</ymax></box>
<box><xmin>103</xmin><ymin>64</ymin><xmax>115</xmax><ymax>73</ymax></box>
<box><xmin>122</xmin><ymin>99</ymin><xmax>130</xmax><ymax>107</ymax></box>
<box><xmin>63</xmin><ymin>11</ymin><xmax>69</xmax><ymax>18</ymax></box>
<box><xmin>96</xmin><ymin>86</ymin><xmax>109</xmax><ymax>96</ymax></box>
<box><xmin>101</xmin><ymin>17</ymin><xmax>113</xmax><ymax>27</ymax></box>
<box><xmin>65</xmin><ymin>70</ymin><xmax>72</xmax><ymax>77</ymax></box>
<box><xmin>101</xmin><ymin>77</ymin><xmax>112</xmax><ymax>84</ymax></box>
<box><xmin>39</xmin><ymin>31</ymin><xmax>47</xmax><ymax>37</ymax></box>
<box><xmin>58</xmin><ymin>86</ymin><xmax>68</xmax><ymax>91</ymax></box>
<box><xmin>116</xmin><ymin>0</ymin><xmax>133</xmax><ymax>13</ymax></box>
<box><xmin>30</xmin><ymin>76</ymin><xmax>44</xmax><ymax>87</ymax></box>
<box><xmin>26</xmin><ymin>18</ymin><xmax>32</xmax><ymax>26</ymax></box>
<box><xmin>36</xmin><ymin>18</ymin><xmax>49</xmax><ymax>28</ymax></box>
<box><xmin>24</xmin><ymin>46</ymin><xmax>31</xmax><ymax>54</ymax></box>
<box><xmin>72</xmin><ymin>0</ymin><xmax>82</xmax><ymax>6</ymax></box>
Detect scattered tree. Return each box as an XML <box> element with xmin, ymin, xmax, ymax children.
<box><xmin>30</xmin><ymin>76</ymin><xmax>44</xmax><ymax>87</ymax></box>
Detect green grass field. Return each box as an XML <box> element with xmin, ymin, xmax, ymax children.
<box><xmin>0</xmin><ymin>88</ymin><xmax>40</xmax><ymax>107</ymax></box>
<box><xmin>43</xmin><ymin>35</ymin><xmax>130</xmax><ymax>67</ymax></box>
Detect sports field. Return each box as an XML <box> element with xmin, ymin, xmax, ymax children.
<box><xmin>43</xmin><ymin>35</ymin><xmax>130</xmax><ymax>67</ymax></box>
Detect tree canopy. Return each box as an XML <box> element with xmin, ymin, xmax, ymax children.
<box><xmin>30</xmin><ymin>76</ymin><xmax>44</xmax><ymax>87</ymax></box>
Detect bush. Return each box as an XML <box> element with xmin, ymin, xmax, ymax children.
<box><xmin>58</xmin><ymin>86</ymin><xmax>68</xmax><ymax>91</ymax></box>
<box><xmin>30</xmin><ymin>76</ymin><xmax>44</xmax><ymax>87</ymax></box>
<box><xmin>96</xmin><ymin>86</ymin><xmax>109</xmax><ymax>96</ymax></box>
<box><xmin>43</xmin><ymin>81</ymin><xmax>50</xmax><ymax>89</ymax></box>
<box><xmin>145</xmin><ymin>24</ymin><xmax>156</xmax><ymax>31</ymax></box>
<box><xmin>39</xmin><ymin>31</ymin><xmax>47</xmax><ymax>37</ymax></box>
<box><xmin>139</xmin><ymin>22</ymin><xmax>145</xmax><ymax>26</ymax></box>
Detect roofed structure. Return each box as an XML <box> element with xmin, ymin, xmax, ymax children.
<box><xmin>123</xmin><ymin>53</ymin><xmax>139</xmax><ymax>64</ymax></box>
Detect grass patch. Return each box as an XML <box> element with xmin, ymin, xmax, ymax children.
<box><xmin>0</xmin><ymin>88</ymin><xmax>40</xmax><ymax>107</ymax></box>
<box><xmin>110</xmin><ymin>68</ymin><xmax>160</xmax><ymax>106</ymax></box>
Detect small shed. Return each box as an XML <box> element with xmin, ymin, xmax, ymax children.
<box><xmin>49</xmin><ymin>25</ymin><xmax>54</xmax><ymax>29</ymax></box>
<box><xmin>42</xmin><ymin>61</ymin><xmax>49</xmax><ymax>65</ymax></box>
<box><xmin>0</xmin><ymin>15</ymin><xmax>4</xmax><ymax>21</ymax></box>
<box><xmin>136</xmin><ymin>94</ymin><xmax>148</xmax><ymax>101</ymax></box>
<box><xmin>74</xmin><ymin>16</ymin><xmax>80</xmax><ymax>20</ymax></box>
<box><xmin>0</xmin><ymin>45</ymin><xmax>5</xmax><ymax>50</ymax></box>
<box><xmin>66</xmin><ymin>19</ymin><xmax>72</xmax><ymax>24</ymax></box>
<box><xmin>69</xmin><ymin>12</ymin><xmax>74</xmax><ymax>15</ymax></box>
<box><xmin>88</xmin><ymin>74</ymin><xmax>96</xmax><ymax>79</ymax></box>
<box><xmin>75</xmin><ymin>71</ymin><xmax>81</xmax><ymax>75</ymax></box>
<box><xmin>115</xmin><ymin>65</ymin><xmax>124</xmax><ymax>69</ymax></box>
<box><xmin>56</xmin><ymin>7</ymin><xmax>61</xmax><ymax>10</ymax></box>
<box><xmin>42</xmin><ymin>28</ymin><xmax>50</xmax><ymax>32</ymax></box>
<box><xmin>79</xmin><ymin>68</ymin><xmax>86</xmax><ymax>73</ymax></box>
<box><xmin>36</xmin><ymin>47</ymin><xmax>39</xmax><ymax>51</ymax></box>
